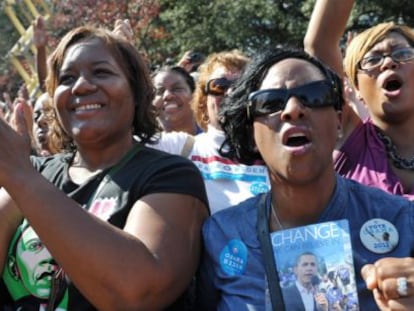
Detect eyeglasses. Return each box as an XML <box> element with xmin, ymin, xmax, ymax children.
<box><xmin>205</xmin><ymin>77</ymin><xmax>235</xmax><ymax>96</ymax></box>
<box><xmin>247</xmin><ymin>80</ymin><xmax>338</xmax><ymax>119</ymax></box>
<box><xmin>358</xmin><ymin>47</ymin><xmax>414</xmax><ymax>70</ymax></box>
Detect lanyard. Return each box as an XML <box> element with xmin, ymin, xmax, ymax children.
<box><xmin>256</xmin><ymin>192</ymin><xmax>286</xmax><ymax>311</ymax></box>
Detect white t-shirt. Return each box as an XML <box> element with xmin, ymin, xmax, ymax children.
<box><xmin>150</xmin><ymin>126</ymin><xmax>270</xmax><ymax>214</ymax></box>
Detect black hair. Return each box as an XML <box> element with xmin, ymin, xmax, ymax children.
<box><xmin>218</xmin><ymin>47</ymin><xmax>344</xmax><ymax>165</ymax></box>
<box><xmin>152</xmin><ymin>65</ymin><xmax>196</xmax><ymax>93</ymax></box>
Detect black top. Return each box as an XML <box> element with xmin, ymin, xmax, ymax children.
<box><xmin>1</xmin><ymin>145</ymin><xmax>208</xmax><ymax>310</ymax></box>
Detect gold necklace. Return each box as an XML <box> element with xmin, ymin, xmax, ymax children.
<box><xmin>270</xmin><ymin>203</ymin><xmax>284</xmax><ymax>230</ymax></box>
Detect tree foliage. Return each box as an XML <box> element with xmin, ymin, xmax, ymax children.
<box><xmin>3</xmin><ymin>0</ymin><xmax>414</xmax><ymax>97</ymax></box>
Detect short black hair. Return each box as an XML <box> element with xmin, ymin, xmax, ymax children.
<box><xmin>152</xmin><ymin>65</ymin><xmax>196</xmax><ymax>93</ymax></box>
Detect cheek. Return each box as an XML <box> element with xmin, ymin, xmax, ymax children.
<box><xmin>314</xmin><ymin>118</ymin><xmax>339</xmax><ymax>146</ymax></box>
<box><xmin>53</xmin><ymin>87</ymin><xmax>66</xmax><ymax>110</ymax></box>
<box><xmin>253</xmin><ymin>120</ymin><xmax>280</xmax><ymax>151</ymax></box>
<box><xmin>181</xmin><ymin>93</ymin><xmax>193</xmax><ymax>106</ymax></box>
<box><xmin>356</xmin><ymin>74</ymin><xmax>379</xmax><ymax>102</ymax></box>
<box><xmin>152</xmin><ymin>97</ymin><xmax>163</xmax><ymax>109</ymax></box>
<box><xmin>54</xmin><ymin>84</ymin><xmax>77</xmax><ymax>117</ymax></box>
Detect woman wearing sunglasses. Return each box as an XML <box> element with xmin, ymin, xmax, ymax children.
<box><xmin>151</xmin><ymin>51</ymin><xmax>271</xmax><ymax>215</ymax></box>
<box><xmin>304</xmin><ymin>0</ymin><xmax>414</xmax><ymax>201</ymax></box>
<box><xmin>187</xmin><ymin>50</ymin><xmax>270</xmax><ymax>214</ymax></box>
<box><xmin>196</xmin><ymin>47</ymin><xmax>414</xmax><ymax>311</ymax></box>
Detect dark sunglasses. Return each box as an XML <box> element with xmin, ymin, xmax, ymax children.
<box><xmin>205</xmin><ymin>77</ymin><xmax>235</xmax><ymax>96</ymax></box>
<box><xmin>247</xmin><ymin>80</ymin><xmax>338</xmax><ymax>119</ymax></box>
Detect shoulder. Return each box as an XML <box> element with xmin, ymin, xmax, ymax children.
<box><xmin>138</xmin><ymin>145</ymin><xmax>195</xmax><ymax>166</ymax></box>
<box><xmin>205</xmin><ymin>195</ymin><xmax>260</xmax><ymax>225</ymax></box>
<box><xmin>337</xmin><ymin>175</ymin><xmax>413</xmax><ymax>211</ymax></box>
<box><xmin>339</xmin><ymin>119</ymin><xmax>379</xmax><ymax>153</ymax></box>
<box><xmin>30</xmin><ymin>153</ymin><xmax>70</xmax><ymax>173</ymax></box>
<box><xmin>129</xmin><ymin>146</ymin><xmax>209</xmax><ymax>206</ymax></box>
<box><xmin>202</xmin><ymin>195</ymin><xmax>262</xmax><ymax>245</ymax></box>
<box><xmin>282</xmin><ymin>284</ymin><xmax>299</xmax><ymax>295</ymax></box>
<box><xmin>147</xmin><ymin>131</ymin><xmax>191</xmax><ymax>155</ymax></box>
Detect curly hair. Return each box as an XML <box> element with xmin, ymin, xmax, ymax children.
<box><xmin>191</xmin><ymin>50</ymin><xmax>250</xmax><ymax>131</ymax></box>
<box><xmin>218</xmin><ymin>47</ymin><xmax>344</xmax><ymax>165</ymax></box>
<box><xmin>45</xmin><ymin>25</ymin><xmax>161</xmax><ymax>152</ymax></box>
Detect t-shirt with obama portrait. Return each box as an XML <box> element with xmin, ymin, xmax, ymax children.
<box><xmin>2</xmin><ymin>219</ymin><xmax>69</xmax><ymax>310</ymax></box>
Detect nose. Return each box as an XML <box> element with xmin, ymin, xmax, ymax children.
<box><xmin>280</xmin><ymin>96</ymin><xmax>305</xmax><ymax>121</ymax></box>
<box><xmin>72</xmin><ymin>75</ymin><xmax>97</xmax><ymax>95</ymax></box>
<box><xmin>162</xmin><ymin>88</ymin><xmax>175</xmax><ymax>100</ymax></box>
<box><xmin>380</xmin><ymin>54</ymin><xmax>398</xmax><ymax>70</ymax></box>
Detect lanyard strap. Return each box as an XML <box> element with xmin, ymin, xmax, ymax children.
<box><xmin>85</xmin><ymin>144</ymin><xmax>142</xmax><ymax>208</ymax></box>
<box><xmin>256</xmin><ymin>192</ymin><xmax>286</xmax><ymax>311</ymax></box>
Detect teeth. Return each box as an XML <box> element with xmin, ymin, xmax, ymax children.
<box><xmin>288</xmin><ymin>133</ymin><xmax>306</xmax><ymax>138</ymax></box>
<box><xmin>75</xmin><ymin>104</ymin><xmax>101</xmax><ymax>111</ymax></box>
<box><xmin>164</xmin><ymin>103</ymin><xmax>178</xmax><ymax>110</ymax></box>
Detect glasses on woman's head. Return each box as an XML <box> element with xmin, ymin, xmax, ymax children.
<box><xmin>205</xmin><ymin>77</ymin><xmax>235</xmax><ymax>96</ymax></box>
<box><xmin>247</xmin><ymin>80</ymin><xmax>338</xmax><ymax>119</ymax></box>
<box><xmin>358</xmin><ymin>47</ymin><xmax>414</xmax><ymax>71</ymax></box>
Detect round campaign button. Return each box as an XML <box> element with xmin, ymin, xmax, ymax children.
<box><xmin>250</xmin><ymin>182</ymin><xmax>269</xmax><ymax>196</ymax></box>
<box><xmin>359</xmin><ymin>218</ymin><xmax>399</xmax><ymax>254</ymax></box>
<box><xmin>219</xmin><ymin>239</ymin><xmax>248</xmax><ymax>276</ymax></box>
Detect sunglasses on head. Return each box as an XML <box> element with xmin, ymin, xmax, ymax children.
<box><xmin>247</xmin><ymin>80</ymin><xmax>338</xmax><ymax>119</ymax></box>
<box><xmin>205</xmin><ymin>77</ymin><xmax>235</xmax><ymax>96</ymax></box>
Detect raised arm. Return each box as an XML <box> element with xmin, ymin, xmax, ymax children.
<box><xmin>304</xmin><ymin>0</ymin><xmax>361</xmax><ymax>146</ymax></box>
<box><xmin>33</xmin><ymin>16</ymin><xmax>48</xmax><ymax>92</ymax></box>
<box><xmin>0</xmin><ymin>104</ymin><xmax>208</xmax><ymax>310</ymax></box>
<box><xmin>113</xmin><ymin>19</ymin><xmax>134</xmax><ymax>42</ymax></box>
<box><xmin>304</xmin><ymin>0</ymin><xmax>355</xmax><ymax>76</ymax></box>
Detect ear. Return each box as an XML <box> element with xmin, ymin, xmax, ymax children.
<box><xmin>7</xmin><ymin>255</ymin><xmax>20</xmax><ymax>280</ymax></box>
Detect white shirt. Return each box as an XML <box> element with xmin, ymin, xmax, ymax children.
<box><xmin>150</xmin><ymin>125</ymin><xmax>270</xmax><ymax>214</ymax></box>
<box><xmin>296</xmin><ymin>281</ymin><xmax>315</xmax><ymax>311</ymax></box>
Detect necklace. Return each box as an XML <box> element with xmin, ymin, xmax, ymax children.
<box><xmin>270</xmin><ymin>203</ymin><xmax>284</xmax><ymax>230</ymax></box>
<box><xmin>377</xmin><ymin>130</ymin><xmax>414</xmax><ymax>171</ymax></box>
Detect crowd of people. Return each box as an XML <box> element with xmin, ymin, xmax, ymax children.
<box><xmin>0</xmin><ymin>0</ymin><xmax>414</xmax><ymax>310</ymax></box>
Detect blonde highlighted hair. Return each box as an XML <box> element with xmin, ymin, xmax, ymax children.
<box><xmin>344</xmin><ymin>22</ymin><xmax>414</xmax><ymax>90</ymax></box>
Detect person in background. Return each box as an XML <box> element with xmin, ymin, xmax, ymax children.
<box><xmin>32</xmin><ymin>92</ymin><xmax>56</xmax><ymax>156</ymax></box>
<box><xmin>304</xmin><ymin>0</ymin><xmax>414</xmax><ymax>200</ymax></box>
<box><xmin>0</xmin><ymin>25</ymin><xmax>208</xmax><ymax>310</ymax></box>
<box><xmin>197</xmin><ymin>47</ymin><xmax>414</xmax><ymax>311</ymax></box>
<box><xmin>152</xmin><ymin>66</ymin><xmax>202</xmax><ymax>135</ymax></box>
<box><xmin>187</xmin><ymin>50</ymin><xmax>270</xmax><ymax>214</ymax></box>
<box><xmin>151</xmin><ymin>50</ymin><xmax>270</xmax><ymax>214</ymax></box>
